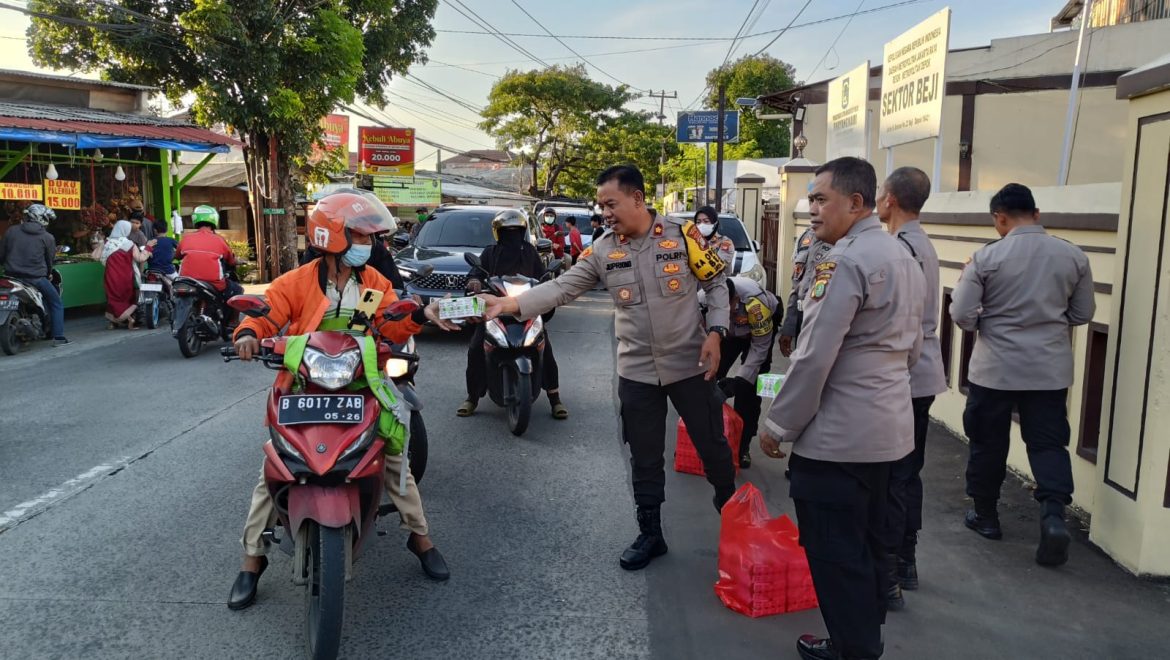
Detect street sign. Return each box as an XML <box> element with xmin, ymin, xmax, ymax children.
<box><xmin>826</xmin><ymin>61</ymin><xmax>871</xmax><ymax>160</ymax></box>
<box><xmin>372</xmin><ymin>176</ymin><xmax>441</xmax><ymax>207</ymax></box>
<box><xmin>262</xmin><ymin>208</ymin><xmax>286</xmax><ymax>215</ymax></box>
<box><xmin>879</xmin><ymin>8</ymin><xmax>952</xmax><ymax>149</ymax></box>
<box><xmin>358</xmin><ymin>126</ymin><xmax>416</xmax><ymax>176</ymax></box>
<box><xmin>676</xmin><ymin>111</ymin><xmax>740</xmax><ymax>144</ymax></box>
<box><xmin>736</xmin><ymin>97</ymin><xmax>758</xmax><ymax>107</ymax></box>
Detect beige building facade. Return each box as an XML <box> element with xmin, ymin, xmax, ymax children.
<box><xmin>760</xmin><ymin>15</ymin><xmax>1170</xmax><ymax>575</ymax></box>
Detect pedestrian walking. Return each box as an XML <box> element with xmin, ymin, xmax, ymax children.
<box><xmin>481</xmin><ymin>165</ymin><xmax>737</xmax><ymax>571</ymax></box>
<box><xmin>713</xmin><ymin>276</ymin><xmax>780</xmax><ymax>468</ymax></box>
<box><xmin>759</xmin><ymin>157</ymin><xmax>925</xmax><ymax>660</ymax></box>
<box><xmin>950</xmin><ymin>182</ymin><xmax>1095</xmax><ymax>567</ymax></box>
<box><xmin>875</xmin><ymin>167</ymin><xmax>948</xmax><ymax>609</ymax></box>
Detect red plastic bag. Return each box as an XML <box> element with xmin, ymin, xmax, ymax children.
<box><xmin>675</xmin><ymin>404</ymin><xmax>743</xmax><ymax>476</ymax></box>
<box><xmin>714</xmin><ymin>483</ymin><xmax>818</xmax><ymax>617</ymax></box>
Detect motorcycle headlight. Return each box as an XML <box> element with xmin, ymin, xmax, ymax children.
<box><xmin>522</xmin><ymin>316</ymin><xmax>544</xmax><ymax>347</ymax></box>
<box><xmin>502</xmin><ymin>280</ymin><xmax>532</xmax><ymax>297</ymax></box>
<box><xmin>484</xmin><ymin>318</ymin><xmax>508</xmax><ymax>345</ymax></box>
<box><xmin>268</xmin><ymin>426</ymin><xmax>304</xmax><ymax>461</ymax></box>
<box><xmin>303</xmin><ymin>347</ymin><xmax>361</xmax><ymax>390</ymax></box>
<box><xmin>385</xmin><ymin>357</ymin><xmax>410</xmax><ymax>378</ymax></box>
<box><xmin>340</xmin><ymin>424</ymin><xmax>378</xmax><ymax>461</ymax></box>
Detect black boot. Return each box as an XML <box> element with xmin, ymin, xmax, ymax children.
<box><xmin>1036</xmin><ymin>500</ymin><xmax>1071</xmax><ymax>567</ymax></box>
<box><xmin>884</xmin><ymin>553</ymin><xmax>905</xmax><ymax>611</ymax></box>
<box><xmin>897</xmin><ymin>534</ymin><xmax>918</xmax><ymax>591</ymax></box>
<box><xmin>964</xmin><ymin>499</ymin><xmax>1003</xmax><ymax>540</ymax></box>
<box><xmin>619</xmin><ymin>506</ymin><xmax>667</xmax><ymax>571</ymax></box>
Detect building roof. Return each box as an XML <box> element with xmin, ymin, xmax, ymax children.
<box><xmin>0</xmin><ymin>100</ymin><xmax>240</xmax><ymax>152</ymax></box>
<box><xmin>1117</xmin><ymin>53</ymin><xmax>1170</xmax><ymax>99</ymax></box>
<box><xmin>440</xmin><ymin>149</ymin><xmax>512</xmax><ymax>165</ymax></box>
<box><xmin>0</xmin><ymin>68</ymin><xmax>157</xmax><ymax>92</ymax></box>
<box><xmin>178</xmin><ymin>161</ymin><xmax>248</xmax><ymax>189</ymax></box>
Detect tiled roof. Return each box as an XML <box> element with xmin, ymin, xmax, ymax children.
<box><xmin>0</xmin><ymin>101</ymin><xmax>240</xmax><ymax>148</ymax></box>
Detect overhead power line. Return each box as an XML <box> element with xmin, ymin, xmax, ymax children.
<box><xmin>509</xmin><ymin>0</ymin><xmax>644</xmax><ymax>91</ymax></box>
<box><xmin>721</xmin><ymin>0</ymin><xmax>764</xmax><ymax>68</ymax></box>
<box><xmin>441</xmin><ymin>0</ymin><xmax>550</xmax><ymax>68</ymax></box>
<box><xmin>750</xmin><ymin>0</ymin><xmax>815</xmax><ymax>57</ymax></box>
<box><xmin>807</xmin><ymin>0</ymin><xmax>867</xmax><ymax>81</ymax></box>
<box><xmin>344</xmin><ymin>103</ymin><xmax>498</xmax><ymax>158</ymax></box>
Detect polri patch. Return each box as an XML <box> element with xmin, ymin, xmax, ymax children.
<box><xmin>658</xmin><ymin>239</ymin><xmax>678</xmax><ymax>249</ymax></box>
<box><xmin>662</xmin><ymin>262</ymin><xmax>680</xmax><ymax>275</ymax></box>
<box><xmin>608</xmin><ymin>250</ymin><xmax>628</xmax><ymax>260</ymax></box>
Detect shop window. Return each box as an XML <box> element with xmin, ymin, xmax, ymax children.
<box><xmin>940</xmin><ymin>289</ymin><xmax>955</xmax><ymax>386</ymax></box>
<box><xmin>1077</xmin><ymin>324</ymin><xmax>1108</xmax><ymax>463</ymax></box>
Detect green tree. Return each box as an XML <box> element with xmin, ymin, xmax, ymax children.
<box><xmin>705</xmin><ymin>54</ymin><xmax>797</xmax><ymax>158</ymax></box>
<box><xmin>480</xmin><ymin>65</ymin><xmax>632</xmax><ymax>197</ymax></box>
<box><xmin>557</xmin><ymin>112</ymin><xmax>676</xmax><ymax>199</ymax></box>
<box><xmin>662</xmin><ymin>143</ymin><xmax>707</xmax><ymax>198</ymax></box>
<box><xmin>26</xmin><ymin>0</ymin><xmax>437</xmax><ymax>273</ymax></box>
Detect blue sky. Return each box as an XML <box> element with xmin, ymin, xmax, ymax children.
<box><xmin>0</xmin><ymin>1</ymin><xmax>1064</xmax><ymax>169</ymax></box>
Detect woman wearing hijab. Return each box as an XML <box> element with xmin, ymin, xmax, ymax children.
<box><xmin>695</xmin><ymin>205</ymin><xmax>735</xmax><ymax>268</ymax></box>
<box><xmin>99</xmin><ymin>220</ymin><xmax>149</xmax><ymax>329</ymax></box>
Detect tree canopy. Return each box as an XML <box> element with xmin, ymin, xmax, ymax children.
<box><xmin>705</xmin><ymin>54</ymin><xmax>797</xmax><ymax>159</ymax></box>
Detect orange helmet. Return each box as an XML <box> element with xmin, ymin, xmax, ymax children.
<box><xmin>306</xmin><ymin>192</ymin><xmax>396</xmax><ymax>255</ymax></box>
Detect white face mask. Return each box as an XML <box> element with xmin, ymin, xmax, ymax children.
<box><xmin>543</xmin><ymin>216</ymin><xmax>555</xmax><ymax>224</ymax></box>
<box><xmin>698</xmin><ymin>222</ymin><xmax>716</xmax><ymax>238</ymax></box>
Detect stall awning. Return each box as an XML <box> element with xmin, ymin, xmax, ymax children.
<box><xmin>0</xmin><ymin>101</ymin><xmax>240</xmax><ymax>153</ymax></box>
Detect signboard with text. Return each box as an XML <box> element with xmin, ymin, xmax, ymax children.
<box><xmin>44</xmin><ymin>179</ymin><xmax>81</xmax><ymax>210</ymax></box>
<box><xmin>372</xmin><ymin>176</ymin><xmax>441</xmax><ymax>207</ymax></box>
<box><xmin>827</xmin><ymin>61</ymin><xmax>871</xmax><ymax>159</ymax></box>
<box><xmin>879</xmin><ymin>8</ymin><xmax>951</xmax><ymax>148</ymax></box>
<box><xmin>312</xmin><ymin>113</ymin><xmax>350</xmax><ymax>163</ymax></box>
<box><xmin>358</xmin><ymin>126</ymin><xmax>416</xmax><ymax>176</ymax></box>
<box><xmin>676</xmin><ymin>111</ymin><xmax>740</xmax><ymax>144</ymax></box>
<box><xmin>0</xmin><ymin>182</ymin><xmax>42</xmax><ymax>201</ymax></box>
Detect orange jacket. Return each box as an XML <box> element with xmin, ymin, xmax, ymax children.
<box><xmin>234</xmin><ymin>259</ymin><xmax>421</xmax><ymax>345</ymax></box>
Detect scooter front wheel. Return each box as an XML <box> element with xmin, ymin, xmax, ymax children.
<box><xmin>506</xmin><ymin>365</ymin><xmax>531</xmax><ymax>436</ymax></box>
<box><xmin>304</xmin><ymin>522</ymin><xmax>346</xmax><ymax>660</ymax></box>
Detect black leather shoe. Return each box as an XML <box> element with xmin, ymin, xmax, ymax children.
<box><xmin>407</xmin><ymin>537</ymin><xmax>450</xmax><ymax>581</ymax></box>
<box><xmin>738</xmin><ymin>452</ymin><xmax>751</xmax><ymax>468</ymax></box>
<box><xmin>1036</xmin><ymin>515</ymin><xmax>1071</xmax><ymax>567</ymax></box>
<box><xmin>227</xmin><ymin>556</ymin><xmax>268</xmax><ymax>610</ymax></box>
<box><xmin>897</xmin><ymin>557</ymin><xmax>919</xmax><ymax>591</ymax></box>
<box><xmin>713</xmin><ymin>486</ymin><xmax>736</xmax><ymax>513</ymax></box>
<box><xmin>964</xmin><ymin>509</ymin><xmax>1003</xmax><ymax>540</ymax></box>
<box><xmin>620</xmin><ymin>506</ymin><xmax>667</xmax><ymax>570</ymax></box>
<box><xmin>796</xmin><ymin>635</ymin><xmax>840</xmax><ymax>660</ymax></box>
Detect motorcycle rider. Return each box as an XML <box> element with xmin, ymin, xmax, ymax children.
<box><xmin>540</xmin><ymin>208</ymin><xmax>566</xmax><ymax>261</ymax></box>
<box><xmin>228</xmin><ymin>192</ymin><xmax>458</xmax><ymax>610</ymax></box>
<box><xmin>0</xmin><ymin>204</ymin><xmax>69</xmax><ymax>346</ymax></box>
<box><xmin>301</xmin><ymin>189</ymin><xmax>405</xmax><ymax>289</ymax></box>
<box><xmin>177</xmin><ymin>205</ymin><xmax>242</xmax><ymax>302</ymax></box>
<box><xmin>457</xmin><ymin>209</ymin><xmax>568</xmax><ymax>419</ymax></box>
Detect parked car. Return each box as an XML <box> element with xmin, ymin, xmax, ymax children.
<box><xmin>668</xmin><ymin>213</ymin><xmax>766</xmax><ymax>285</ymax></box>
<box><xmin>394</xmin><ymin>205</ymin><xmax>552</xmax><ymax>308</ymax></box>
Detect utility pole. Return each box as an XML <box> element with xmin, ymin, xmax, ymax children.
<box><xmin>715</xmin><ymin>83</ymin><xmax>726</xmax><ymax>213</ymax></box>
<box><xmin>647</xmin><ymin>90</ymin><xmax>677</xmax><ymax>203</ymax></box>
<box><xmin>436</xmin><ymin>147</ymin><xmax>443</xmax><ymax>174</ymax></box>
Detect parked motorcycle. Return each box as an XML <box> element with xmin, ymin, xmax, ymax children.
<box><xmin>0</xmin><ymin>247</ymin><xmax>67</xmax><ymax>355</ymax></box>
<box><xmin>222</xmin><ymin>294</ymin><xmax>422</xmax><ymax>660</ymax></box>
<box><xmin>172</xmin><ymin>274</ymin><xmax>237</xmax><ymax>358</ymax></box>
<box><xmin>463</xmin><ymin>252</ymin><xmax>562</xmax><ymax>435</ymax></box>
<box><xmin>138</xmin><ymin>269</ymin><xmax>174</xmax><ymax>330</ymax></box>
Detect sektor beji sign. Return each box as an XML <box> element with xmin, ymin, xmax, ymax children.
<box><xmin>358</xmin><ymin>126</ymin><xmax>415</xmax><ymax>177</ymax></box>
<box><xmin>879</xmin><ymin>8</ymin><xmax>951</xmax><ymax>149</ymax></box>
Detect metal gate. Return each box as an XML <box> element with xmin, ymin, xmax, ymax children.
<box><xmin>761</xmin><ymin>201</ymin><xmax>780</xmax><ymax>292</ymax></box>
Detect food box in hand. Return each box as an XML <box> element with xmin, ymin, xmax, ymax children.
<box><xmin>675</xmin><ymin>403</ymin><xmax>743</xmax><ymax>476</ymax></box>
<box><xmin>756</xmin><ymin>373</ymin><xmax>785</xmax><ymax>398</ymax></box>
<box><xmin>438</xmin><ymin>296</ymin><xmax>485</xmax><ymax>320</ymax></box>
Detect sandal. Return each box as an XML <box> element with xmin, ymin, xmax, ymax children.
<box><xmin>551</xmin><ymin>402</ymin><xmax>569</xmax><ymax>420</ymax></box>
<box><xmin>456</xmin><ymin>400</ymin><xmax>477</xmax><ymax>417</ymax></box>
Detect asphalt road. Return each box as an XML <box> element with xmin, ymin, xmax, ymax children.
<box><xmin>2</xmin><ymin>296</ymin><xmax>1169</xmax><ymax>659</ymax></box>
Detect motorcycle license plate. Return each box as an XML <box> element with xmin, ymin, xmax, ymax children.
<box><xmin>277</xmin><ymin>395</ymin><xmax>365</xmax><ymax>425</ymax></box>
<box><xmin>0</xmin><ymin>298</ymin><xmax>17</xmax><ymax>310</ymax></box>
<box><xmin>141</xmin><ymin>283</ymin><xmax>163</xmax><ymax>292</ymax></box>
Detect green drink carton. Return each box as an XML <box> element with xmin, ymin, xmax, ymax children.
<box><xmin>756</xmin><ymin>373</ymin><xmax>786</xmax><ymax>399</ymax></box>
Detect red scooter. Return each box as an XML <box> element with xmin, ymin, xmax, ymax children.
<box><xmin>222</xmin><ymin>295</ymin><xmax>420</xmax><ymax>660</ymax></box>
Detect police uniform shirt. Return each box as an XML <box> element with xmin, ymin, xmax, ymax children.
<box><xmin>727</xmin><ymin>276</ymin><xmax>780</xmax><ymax>383</ymax></box>
<box><xmin>895</xmin><ymin>220</ymin><xmax>947</xmax><ymax>398</ymax></box>
<box><xmin>780</xmin><ymin>227</ymin><xmax>832</xmax><ymax>337</ymax></box>
<box><xmin>764</xmin><ymin>216</ymin><xmax>925</xmax><ymax>463</ymax></box>
<box><xmin>713</xmin><ymin>232</ymin><xmax>736</xmax><ymax>269</ymax></box>
<box><xmin>949</xmin><ymin>224</ymin><xmax>1095</xmax><ymax>391</ymax></box>
<box><xmin>516</xmin><ymin>211</ymin><xmax>730</xmax><ymax>386</ymax></box>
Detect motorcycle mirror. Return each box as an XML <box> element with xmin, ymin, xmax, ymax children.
<box><xmin>415</xmin><ymin>264</ymin><xmax>435</xmax><ymax>278</ymax></box>
<box><xmin>383</xmin><ymin>299</ymin><xmax>421</xmax><ymax>322</ymax></box>
<box><xmin>535</xmin><ymin>238</ymin><xmax>553</xmax><ymax>254</ymax></box>
<box><xmin>227</xmin><ymin>295</ymin><xmax>270</xmax><ymax>319</ymax></box>
<box><xmin>463</xmin><ymin>252</ymin><xmax>483</xmax><ymax>269</ymax></box>
<box><xmin>546</xmin><ymin>260</ymin><xmax>564</xmax><ymax>276</ymax></box>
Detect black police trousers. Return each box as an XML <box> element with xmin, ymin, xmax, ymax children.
<box><xmin>791</xmin><ymin>454</ymin><xmax>890</xmax><ymax>660</ymax></box>
<box><xmin>716</xmin><ymin>333</ymin><xmax>775</xmax><ymax>458</ymax></box>
<box><xmin>465</xmin><ymin>323</ymin><xmax>560</xmax><ymax>400</ymax></box>
<box><xmin>963</xmin><ymin>384</ymin><xmax>1074</xmax><ymax>507</ymax></box>
<box><xmin>618</xmin><ymin>374</ymin><xmax>736</xmax><ymax>507</ymax></box>
<box><xmin>883</xmin><ymin>396</ymin><xmax>934</xmax><ymax>556</ymax></box>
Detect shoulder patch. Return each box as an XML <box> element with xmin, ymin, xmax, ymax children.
<box><xmin>720</xmin><ymin>238</ymin><xmax>734</xmax><ymax>252</ymax></box>
<box><xmin>810</xmin><ymin>261</ymin><xmax>836</xmax><ymax>301</ymax></box>
<box><xmin>580</xmin><ymin>245</ymin><xmax>593</xmax><ymax>259</ymax></box>
<box><xmin>800</xmin><ymin>233</ymin><xmax>813</xmax><ymax>247</ymax></box>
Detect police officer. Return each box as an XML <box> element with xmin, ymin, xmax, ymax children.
<box><xmin>779</xmin><ymin>225</ymin><xmax>832</xmax><ymax>357</ymax></box>
<box><xmin>714</xmin><ymin>276</ymin><xmax>780</xmax><ymax>468</ymax></box>
<box><xmin>695</xmin><ymin>205</ymin><xmax>736</xmax><ymax>268</ymax></box>
<box><xmin>481</xmin><ymin>165</ymin><xmax>736</xmax><ymax>571</ymax></box>
<box><xmin>759</xmin><ymin>157</ymin><xmax>925</xmax><ymax>660</ymax></box>
<box><xmin>950</xmin><ymin>183</ymin><xmax>1094</xmax><ymax>567</ymax></box>
<box><xmin>875</xmin><ymin>167</ymin><xmax>948</xmax><ymax>610</ymax></box>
